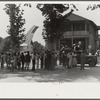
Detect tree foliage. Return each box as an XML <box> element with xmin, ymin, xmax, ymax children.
<box><xmin>0</xmin><ymin>37</ymin><xmax>3</xmax><ymax>44</ymax></box>
<box><xmin>0</xmin><ymin>36</ymin><xmax>11</xmax><ymax>53</ymax></box>
<box><xmin>4</xmin><ymin>4</ymin><xmax>25</xmax><ymax>52</ymax></box>
<box><xmin>37</xmin><ymin>4</ymin><xmax>77</xmax><ymax>42</ymax></box>
<box><xmin>32</xmin><ymin>41</ymin><xmax>45</xmax><ymax>53</ymax></box>
<box><xmin>87</xmin><ymin>4</ymin><xmax>100</xmax><ymax>10</ymax></box>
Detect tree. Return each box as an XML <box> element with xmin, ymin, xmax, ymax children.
<box><xmin>32</xmin><ymin>41</ymin><xmax>45</xmax><ymax>53</ymax></box>
<box><xmin>87</xmin><ymin>4</ymin><xmax>100</xmax><ymax>10</ymax></box>
<box><xmin>0</xmin><ymin>37</ymin><xmax>3</xmax><ymax>52</ymax></box>
<box><xmin>37</xmin><ymin>4</ymin><xmax>77</xmax><ymax>50</ymax></box>
<box><xmin>4</xmin><ymin>4</ymin><xmax>25</xmax><ymax>53</ymax></box>
<box><xmin>0</xmin><ymin>37</ymin><xmax>3</xmax><ymax>44</ymax></box>
<box><xmin>0</xmin><ymin>36</ymin><xmax>11</xmax><ymax>53</ymax></box>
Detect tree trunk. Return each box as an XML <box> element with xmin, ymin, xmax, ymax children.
<box><xmin>10</xmin><ymin>5</ymin><xmax>14</xmax><ymax>55</ymax></box>
<box><xmin>46</xmin><ymin>41</ymin><xmax>55</xmax><ymax>51</ymax></box>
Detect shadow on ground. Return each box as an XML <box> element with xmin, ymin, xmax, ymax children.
<box><xmin>0</xmin><ymin>66</ymin><xmax>100</xmax><ymax>82</ymax></box>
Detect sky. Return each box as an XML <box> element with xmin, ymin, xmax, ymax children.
<box><xmin>0</xmin><ymin>2</ymin><xmax>100</xmax><ymax>46</ymax></box>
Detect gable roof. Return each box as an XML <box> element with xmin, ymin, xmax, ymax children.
<box><xmin>67</xmin><ymin>13</ymin><xmax>97</xmax><ymax>27</ymax></box>
<box><xmin>67</xmin><ymin>13</ymin><xmax>88</xmax><ymax>21</ymax></box>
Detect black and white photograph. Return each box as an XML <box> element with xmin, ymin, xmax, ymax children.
<box><xmin>1</xmin><ymin>1</ymin><xmax>100</xmax><ymax>98</ymax></box>
<box><xmin>0</xmin><ymin>1</ymin><xmax>100</xmax><ymax>82</ymax></box>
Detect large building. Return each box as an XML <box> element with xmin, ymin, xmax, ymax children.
<box><xmin>48</xmin><ymin>13</ymin><xmax>100</xmax><ymax>51</ymax></box>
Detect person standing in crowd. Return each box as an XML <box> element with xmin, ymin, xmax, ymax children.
<box><xmin>64</xmin><ymin>45</ymin><xmax>70</xmax><ymax>68</ymax></box>
<box><xmin>5</xmin><ymin>53</ymin><xmax>7</xmax><ymax>68</ymax></box>
<box><xmin>36</xmin><ymin>53</ymin><xmax>40</xmax><ymax>69</ymax></box>
<box><xmin>25</xmin><ymin>51</ymin><xmax>31</xmax><ymax>70</ymax></box>
<box><xmin>6</xmin><ymin>53</ymin><xmax>11</xmax><ymax>69</ymax></box>
<box><xmin>75</xmin><ymin>42</ymin><xmax>82</xmax><ymax>65</ymax></box>
<box><xmin>95</xmin><ymin>50</ymin><xmax>100</xmax><ymax>65</ymax></box>
<box><xmin>80</xmin><ymin>51</ymin><xmax>86</xmax><ymax>70</ymax></box>
<box><xmin>72</xmin><ymin>44</ymin><xmax>76</xmax><ymax>51</ymax></box>
<box><xmin>17</xmin><ymin>52</ymin><xmax>21</xmax><ymax>70</ymax></box>
<box><xmin>62</xmin><ymin>51</ymin><xmax>67</xmax><ymax>69</ymax></box>
<box><xmin>44</xmin><ymin>51</ymin><xmax>47</xmax><ymax>70</ymax></box>
<box><xmin>12</xmin><ymin>53</ymin><xmax>17</xmax><ymax>71</ymax></box>
<box><xmin>32</xmin><ymin>52</ymin><xmax>36</xmax><ymax>71</ymax></box>
<box><xmin>40</xmin><ymin>51</ymin><xmax>44</xmax><ymax>69</ymax></box>
<box><xmin>51</xmin><ymin>50</ymin><xmax>57</xmax><ymax>71</ymax></box>
<box><xmin>1</xmin><ymin>53</ymin><xmax>5</xmax><ymax>69</ymax></box>
<box><xmin>24</xmin><ymin>52</ymin><xmax>27</xmax><ymax>70</ymax></box>
<box><xmin>67</xmin><ymin>52</ymin><xmax>70</xmax><ymax>68</ymax></box>
<box><xmin>72</xmin><ymin>51</ymin><xmax>77</xmax><ymax>68</ymax></box>
<box><xmin>68</xmin><ymin>52</ymin><xmax>73</xmax><ymax>68</ymax></box>
<box><xmin>47</xmin><ymin>50</ymin><xmax>52</xmax><ymax>71</ymax></box>
<box><xmin>20</xmin><ymin>52</ymin><xmax>25</xmax><ymax>70</ymax></box>
<box><xmin>59</xmin><ymin>44</ymin><xmax>65</xmax><ymax>65</ymax></box>
<box><xmin>77</xmin><ymin>41</ymin><xmax>82</xmax><ymax>51</ymax></box>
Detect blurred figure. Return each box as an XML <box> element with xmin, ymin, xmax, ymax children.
<box><xmin>6</xmin><ymin>53</ymin><xmax>11</xmax><ymax>68</ymax></box>
<box><xmin>12</xmin><ymin>53</ymin><xmax>17</xmax><ymax>71</ymax></box>
<box><xmin>72</xmin><ymin>44</ymin><xmax>76</xmax><ymax>51</ymax></box>
<box><xmin>1</xmin><ymin>53</ymin><xmax>5</xmax><ymax>69</ymax></box>
<box><xmin>72</xmin><ymin>51</ymin><xmax>77</xmax><ymax>68</ymax></box>
<box><xmin>4</xmin><ymin>53</ymin><xmax>7</xmax><ymax>67</ymax></box>
<box><xmin>62</xmin><ymin>51</ymin><xmax>67</xmax><ymax>68</ymax></box>
<box><xmin>17</xmin><ymin>52</ymin><xmax>21</xmax><ymax>70</ymax></box>
<box><xmin>47</xmin><ymin>50</ymin><xmax>52</xmax><ymax>71</ymax></box>
<box><xmin>40</xmin><ymin>51</ymin><xmax>44</xmax><ymax>69</ymax></box>
<box><xmin>25</xmin><ymin>51</ymin><xmax>31</xmax><ymax>70</ymax></box>
<box><xmin>80</xmin><ymin>51</ymin><xmax>86</xmax><ymax>70</ymax></box>
<box><xmin>36</xmin><ymin>53</ymin><xmax>40</xmax><ymax>69</ymax></box>
<box><xmin>20</xmin><ymin>52</ymin><xmax>25</xmax><ymax>70</ymax></box>
<box><xmin>68</xmin><ymin>52</ymin><xmax>73</xmax><ymax>68</ymax></box>
<box><xmin>24</xmin><ymin>52</ymin><xmax>27</xmax><ymax>70</ymax></box>
<box><xmin>51</xmin><ymin>50</ymin><xmax>57</xmax><ymax>71</ymax></box>
<box><xmin>59</xmin><ymin>44</ymin><xmax>65</xmax><ymax>65</ymax></box>
<box><xmin>44</xmin><ymin>51</ymin><xmax>47</xmax><ymax>70</ymax></box>
<box><xmin>32</xmin><ymin>52</ymin><xmax>36</xmax><ymax>71</ymax></box>
<box><xmin>95</xmin><ymin>50</ymin><xmax>100</xmax><ymax>65</ymax></box>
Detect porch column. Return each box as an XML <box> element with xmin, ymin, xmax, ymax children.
<box><xmin>85</xmin><ymin>38</ymin><xmax>88</xmax><ymax>50</ymax></box>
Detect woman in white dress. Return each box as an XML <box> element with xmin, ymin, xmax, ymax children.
<box><xmin>72</xmin><ymin>52</ymin><xmax>77</xmax><ymax>68</ymax></box>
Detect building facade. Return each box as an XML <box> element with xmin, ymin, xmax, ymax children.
<box><xmin>53</xmin><ymin>13</ymin><xmax>100</xmax><ymax>51</ymax></box>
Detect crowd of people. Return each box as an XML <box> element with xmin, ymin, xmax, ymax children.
<box><xmin>0</xmin><ymin>50</ymin><xmax>58</xmax><ymax>72</ymax></box>
<box><xmin>0</xmin><ymin>51</ymin><xmax>45</xmax><ymax>71</ymax></box>
<box><xmin>0</xmin><ymin>41</ymin><xmax>94</xmax><ymax>72</ymax></box>
<box><xmin>59</xmin><ymin>41</ymin><xmax>86</xmax><ymax>70</ymax></box>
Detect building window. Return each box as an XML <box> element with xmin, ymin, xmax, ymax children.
<box><xmin>81</xmin><ymin>22</ymin><xmax>85</xmax><ymax>30</ymax></box>
<box><xmin>66</xmin><ymin>24</ymin><xmax>71</xmax><ymax>31</ymax></box>
<box><xmin>73</xmin><ymin>22</ymin><xmax>85</xmax><ymax>31</ymax></box>
<box><xmin>87</xmin><ymin>23</ymin><xmax>89</xmax><ymax>31</ymax></box>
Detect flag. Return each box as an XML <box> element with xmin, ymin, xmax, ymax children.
<box><xmin>25</xmin><ymin>25</ymin><xmax>39</xmax><ymax>44</ymax></box>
